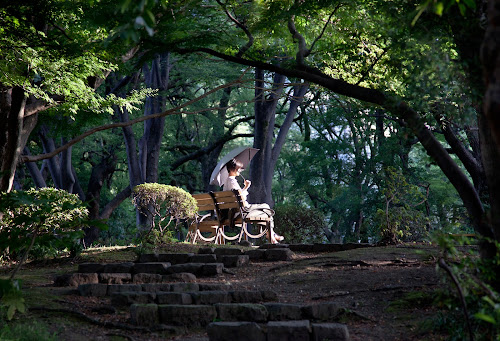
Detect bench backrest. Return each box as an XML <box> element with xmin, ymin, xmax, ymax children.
<box><xmin>192</xmin><ymin>190</ymin><xmax>244</xmax><ymax>222</ymax></box>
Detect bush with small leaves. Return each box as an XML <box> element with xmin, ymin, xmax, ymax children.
<box><xmin>132</xmin><ymin>183</ymin><xmax>197</xmax><ymax>244</ymax></box>
<box><xmin>0</xmin><ymin>188</ymin><xmax>89</xmax><ymax>264</ymax></box>
<box><xmin>274</xmin><ymin>204</ymin><xmax>328</xmax><ymax>244</ymax></box>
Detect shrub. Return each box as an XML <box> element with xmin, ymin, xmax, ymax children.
<box><xmin>132</xmin><ymin>183</ymin><xmax>197</xmax><ymax>244</ymax></box>
<box><xmin>274</xmin><ymin>204</ymin><xmax>327</xmax><ymax>244</ymax></box>
<box><xmin>0</xmin><ymin>188</ymin><xmax>88</xmax><ymax>263</ymax></box>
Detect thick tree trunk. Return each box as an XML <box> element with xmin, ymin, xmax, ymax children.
<box><xmin>481</xmin><ymin>0</ymin><xmax>500</xmax><ymax>245</ymax></box>
<box><xmin>249</xmin><ymin>70</ymin><xmax>285</xmax><ymax>205</ymax></box>
<box><xmin>0</xmin><ymin>86</ymin><xmax>26</xmax><ymax>192</ymax></box>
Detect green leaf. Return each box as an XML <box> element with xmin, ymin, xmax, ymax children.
<box><xmin>461</xmin><ymin>0</ymin><xmax>476</xmax><ymax>10</ymax></box>
<box><xmin>474</xmin><ymin>312</ymin><xmax>496</xmax><ymax>324</ymax></box>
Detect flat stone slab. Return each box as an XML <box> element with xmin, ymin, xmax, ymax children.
<box><xmin>132</xmin><ymin>262</ymin><xmax>171</xmax><ymax>274</ymax></box>
<box><xmin>230</xmin><ymin>290</ymin><xmax>263</xmax><ymax>303</ymax></box>
<box><xmin>141</xmin><ymin>283</ymin><xmax>171</xmax><ymax>292</ymax></box>
<box><xmin>103</xmin><ymin>262</ymin><xmax>135</xmax><ymax>273</ymax></box>
<box><xmin>217</xmin><ymin>255</ymin><xmax>250</xmax><ymax>268</ymax></box>
<box><xmin>198</xmin><ymin>247</ymin><xmax>215</xmax><ymax>254</ymax></box>
<box><xmin>264</xmin><ymin>303</ymin><xmax>304</xmax><ymax>320</ymax></box>
<box><xmin>162</xmin><ymin>272</ymin><xmax>197</xmax><ymax>283</ymax></box>
<box><xmin>189</xmin><ymin>254</ymin><xmax>218</xmax><ymax>263</ymax></box>
<box><xmin>130</xmin><ymin>304</ymin><xmax>159</xmax><ymax>326</ymax></box>
<box><xmin>214</xmin><ymin>248</ymin><xmax>244</xmax><ymax>256</ymax></box>
<box><xmin>78</xmin><ymin>283</ymin><xmax>108</xmax><ymax>297</ymax></box>
<box><xmin>158</xmin><ymin>253</ymin><xmax>194</xmax><ymax>264</ymax></box>
<box><xmin>199</xmin><ymin>283</ymin><xmax>233</xmax><ymax>291</ymax></box>
<box><xmin>99</xmin><ymin>273</ymin><xmax>132</xmax><ymax>284</ymax></box>
<box><xmin>258</xmin><ymin>244</ymin><xmax>289</xmax><ymax>249</ymax></box>
<box><xmin>111</xmin><ymin>292</ymin><xmax>156</xmax><ymax>306</ymax></box>
<box><xmin>302</xmin><ymin>302</ymin><xmax>342</xmax><ymax>321</ymax></box>
<box><xmin>244</xmin><ymin>249</ymin><xmax>266</xmax><ymax>260</ymax></box>
<box><xmin>107</xmin><ymin>284</ymin><xmax>142</xmax><ymax>296</ymax></box>
<box><xmin>191</xmin><ymin>291</ymin><xmax>231</xmax><ymax>305</ymax></box>
<box><xmin>67</xmin><ymin>273</ymin><xmax>99</xmax><ymax>286</ymax></box>
<box><xmin>156</xmin><ymin>292</ymin><xmax>193</xmax><ymax>305</ymax></box>
<box><xmin>311</xmin><ymin>323</ymin><xmax>350</xmax><ymax>341</ymax></box>
<box><xmin>215</xmin><ymin>303</ymin><xmax>268</xmax><ymax>322</ymax></box>
<box><xmin>207</xmin><ymin>322</ymin><xmax>265</xmax><ymax>341</ymax></box>
<box><xmin>133</xmin><ymin>273</ymin><xmax>163</xmax><ymax>284</ymax></box>
<box><xmin>170</xmin><ymin>282</ymin><xmax>200</xmax><ymax>292</ymax></box>
<box><xmin>158</xmin><ymin>304</ymin><xmax>217</xmax><ymax>327</ymax></box>
<box><xmin>265</xmin><ymin>248</ymin><xmax>293</xmax><ymax>261</ymax></box>
<box><xmin>266</xmin><ymin>320</ymin><xmax>311</xmax><ymax>341</ymax></box>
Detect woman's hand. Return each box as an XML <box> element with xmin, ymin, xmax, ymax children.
<box><xmin>244</xmin><ymin>179</ymin><xmax>251</xmax><ymax>190</ymax></box>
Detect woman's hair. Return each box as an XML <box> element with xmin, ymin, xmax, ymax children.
<box><xmin>225</xmin><ymin>158</ymin><xmax>244</xmax><ymax>173</ymax></box>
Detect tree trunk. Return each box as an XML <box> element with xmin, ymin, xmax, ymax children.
<box><xmin>0</xmin><ymin>86</ymin><xmax>26</xmax><ymax>192</ymax></box>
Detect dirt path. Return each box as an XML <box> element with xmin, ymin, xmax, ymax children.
<box><xmin>3</xmin><ymin>243</ymin><xmax>450</xmax><ymax>340</ymax></box>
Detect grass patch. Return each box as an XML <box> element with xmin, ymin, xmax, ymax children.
<box><xmin>0</xmin><ymin>318</ymin><xmax>57</xmax><ymax>341</ymax></box>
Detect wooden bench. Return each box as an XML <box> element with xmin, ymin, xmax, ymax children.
<box><xmin>185</xmin><ymin>190</ymin><xmax>273</xmax><ymax>244</ymax></box>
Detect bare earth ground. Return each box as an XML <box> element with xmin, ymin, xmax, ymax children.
<box><xmin>1</xmin><ymin>243</ymin><xmax>453</xmax><ymax>341</ymax></box>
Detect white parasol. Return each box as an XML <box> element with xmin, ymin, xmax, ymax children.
<box><xmin>209</xmin><ymin>146</ymin><xmax>259</xmax><ymax>187</ymax></box>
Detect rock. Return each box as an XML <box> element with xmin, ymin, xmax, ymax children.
<box><xmin>288</xmin><ymin>244</ymin><xmax>315</xmax><ymax>252</ymax></box>
<box><xmin>141</xmin><ymin>283</ymin><xmax>171</xmax><ymax>293</ymax></box>
<box><xmin>259</xmin><ymin>244</ymin><xmax>289</xmax><ymax>249</ymax></box>
<box><xmin>302</xmin><ymin>302</ymin><xmax>342</xmax><ymax>321</ymax></box>
<box><xmin>266</xmin><ymin>320</ymin><xmax>311</xmax><ymax>341</ymax></box>
<box><xmin>265</xmin><ymin>248</ymin><xmax>293</xmax><ymax>261</ymax></box>
<box><xmin>214</xmin><ymin>248</ymin><xmax>244</xmax><ymax>256</ymax></box>
<box><xmin>217</xmin><ymin>255</ymin><xmax>250</xmax><ymax>268</ymax></box>
<box><xmin>165</xmin><ymin>263</ymin><xmax>203</xmax><ymax>275</ymax></box>
<box><xmin>78</xmin><ymin>283</ymin><xmax>108</xmax><ymax>297</ymax></box>
<box><xmin>158</xmin><ymin>253</ymin><xmax>194</xmax><ymax>264</ymax></box>
<box><xmin>158</xmin><ymin>304</ymin><xmax>216</xmax><ymax>327</ymax></box>
<box><xmin>238</xmin><ymin>240</ymin><xmax>252</xmax><ymax>247</ymax></box>
<box><xmin>111</xmin><ymin>292</ymin><xmax>156</xmax><ymax>307</ymax></box>
<box><xmin>261</xmin><ymin>290</ymin><xmax>279</xmax><ymax>302</ymax></box>
<box><xmin>312</xmin><ymin>243</ymin><xmax>343</xmax><ymax>253</ymax></box>
<box><xmin>107</xmin><ymin>284</ymin><xmax>142</xmax><ymax>296</ymax></box>
<box><xmin>191</xmin><ymin>291</ymin><xmax>231</xmax><ymax>305</ymax></box>
<box><xmin>156</xmin><ymin>292</ymin><xmax>193</xmax><ymax>305</ymax></box>
<box><xmin>215</xmin><ymin>303</ymin><xmax>268</xmax><ymax>322</ymax></box>
<box><xmin>200</xmin><ymin>263</ymin><xmax>224</xmax><ymax>276</ymax></box>
<box><xmin>102</xmin><ymin>262</ymin><xmax>135</xmax><ymax>273</ymax></box>
<box><xmin>244</xmin><ymin>249</ymin><xmax>266</xmax><ymax>261</ymax></box>
<box><xmin>66</xmin><ymin>273</ymin><xmax>99</xmax><ymax>287</ymax></box>
<box><xmin>207</xmin><ymin>322</ymin><xmax>265</xmax><ymax>341</ymax></box>
<box><xmin>199</xmin><ymin>283</ymin><xmax>233</xmax><ymax>291</ymax></box>
<box><xmin>264</xmin><ymin>303</ymin><xmax>304</xmax><ymax>321</ymax></box>
<box><xmin>311</xmin><ymin>323</ymin><xmax>350</xmax><ymax>341</ymax></box>
<box><xmin>162</xmin><ymin>272</ymin><xmax>197</xmax><ymax>283</ymax></box>
<box><xmin>189</xmin><ymin>254</ymin><xmax>218</xmax><ymax>263</ymax></box>
<box><xmin>170</xmin><ymin>282</ymin><xmax>200</xmax><ymax>292</ymax></box>
<box><xmin>132</xmin><ymin>262</ymin><xmax>170</xmax><ymax>274</ymax></box>
<box><xmin>130</xmin><ymin>304</ymin><xmax>159</xmax><ymax>326</ymax></box>
<box><xmin>133</xmin><ymin>273</ymin><xmax>163</xmax><ymax>284</ymax></box>
<box><xmin>99</xmin><ymin>273</ymin><xmax>132</xmax><ymax>284</ymax></box>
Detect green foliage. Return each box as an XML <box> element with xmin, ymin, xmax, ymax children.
<box><xmin>0</xmin><ymin>317</ymin><xmax>57</xmax><ymax>341</ymax></box>
<box><xmin>432</xmin><ymin>234</ymin><xmax>500</xmax><ymax>340</ymax></box>
<box><xmin>0</xmin><ymin>188</ymin><xmax>89</xmax><ymax>262</ymax></box>
<box><xmin>377</xmin><ymin>167</ymin><xmax>429</xmax><ymax>244</ymax></box>
<box><xmin>274</xmin><ymin>203</ymin><xmax>327</xmax><ymax>244</ymax></box>
<box><xmin>132</xmin><ymin>183</ymin><xmax>197</xmax><ymax>244</ymax></box>
<box><xmin>0</xmin><ymin>279</ymin><xmax>25</xmax><ymax>321</ymax></box>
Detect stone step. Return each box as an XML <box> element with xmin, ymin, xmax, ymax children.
<box><xmin>197</xmin><ymin>248</ymin><xmax>294</xmax><ymax>262</ymax></box>
<box><xmin>130</xmin><ymin>302</ymin><xmax>342</xmax><ymax>326</ymax></box>
<box><xmin>207</xmin><ymin>320</ymin><xmax>350</xmax><ymax>341</ymax></box>
<box><xmin>137</xmin><ymin>253</ymin><xmax>250</xmax><ymax>268</ymax></box>
<box><xmin>78</xmin><ymin>282</ymin><xmax>233</xmax><ymax>297</ymax></box>
<box><xmin>76</xmin><ymin>262</ymin><xmax>223</xmax><ymax>277</ymax></box>
<box><xmin>110</xmin><ymin>290</ymin><xmax>277</xmax><ymax>307</ymax></box>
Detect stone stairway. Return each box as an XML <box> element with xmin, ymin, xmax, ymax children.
<box><xmin>55</xmin><ymin>245</ymin><xmax>352</xmax><ymax>340</ymax></box>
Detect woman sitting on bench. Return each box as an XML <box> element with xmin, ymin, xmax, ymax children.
<box><xmin>223</xmin><ymin>158</ymin><xmax>284</xmax><ymax>244</ymax></box>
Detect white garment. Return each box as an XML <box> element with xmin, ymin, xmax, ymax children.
<box><xmin>223</xmin><ymin>176</ymin><xmax>249</xmax><ymax>206</ymax></box>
